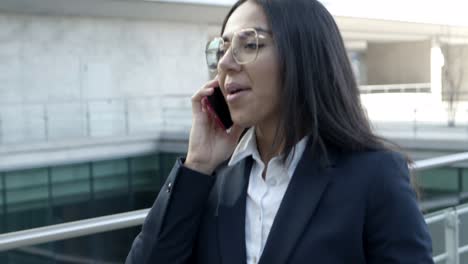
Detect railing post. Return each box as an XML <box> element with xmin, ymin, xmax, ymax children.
<box><xmin>125</xmin><ymin>99</ymin><xmax>130</xmax><ymax>135</ymax></box>
<box><xmin>43</xmin><ymin>104</ymin><xmax>49</xmax><ymax>141</ymax></box>
<box><xmin>445</xmin><ymin>210</ymin><xmax>460</xmax><ymax>264</ymax></box>
<box><xmin>86</xmin><ymin>102</ymin><xmax>91</xmax><ymax>137</ymax></box>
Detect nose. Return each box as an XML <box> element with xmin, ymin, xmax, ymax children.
<box><xmin>218</xmin><ymin>46</ymin><xmax>241</xmax><ymax>73</ymax></box>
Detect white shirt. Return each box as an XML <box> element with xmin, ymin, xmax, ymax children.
<box><xmin>228</xmin><ymin>127</ymin><xmax>308</xmax><ymax>264</ymax></box>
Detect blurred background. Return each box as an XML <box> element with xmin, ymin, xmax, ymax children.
<box><xmin>0</xmin><ymin>0</ymin><xmax>468</xmax><ymax>263</ymax></box>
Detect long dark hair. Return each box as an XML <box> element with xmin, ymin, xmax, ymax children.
<box><xmin>221</xmin><ymin>0</ymin><xmax>401</xmax><ymax>165</ymax></box>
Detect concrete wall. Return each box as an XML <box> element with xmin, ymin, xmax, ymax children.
<box><xmin>365</xmin><ymin>40</ymin><xmax>431</xmax><ymax>85</ymax></box>
<box><xmin>0</xmin><ymin>12</ymin><xmax>447</xmax><ymax>146</ymax></box>
<box><xmin>442</xmin><ymin>44</ymin><xmax>468</xmax><ymax>101</ymax></box>
<box><xmin>0</xmin><ymin>13</ymin><xmax>217</xmax><ymax>144</ymax></box>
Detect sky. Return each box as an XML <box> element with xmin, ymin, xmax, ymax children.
<box><xmin>151</xmin><ymin>0</ymin><xmax>468</xmax><ymax>26</ymax></box>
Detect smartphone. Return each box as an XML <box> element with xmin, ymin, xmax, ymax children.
<box><xmin>205</xmin><ymin>87</ymin><xmax>233</xmax><ymax>130</ymax></box>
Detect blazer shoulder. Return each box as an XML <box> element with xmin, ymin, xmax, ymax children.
<box><xmin>342</xmin><ymin>149</ymin><xmax>417</xmax><ymax>216</ymax></box>
<box><xmin>335</xmin><ymin>149</ymin><xmax>411</xmax><ymax>193</ymax></box>
<box><xmin>340</xmin><ymin>149</ymin><xmax>407</xmax><ymax>166</ymax></box>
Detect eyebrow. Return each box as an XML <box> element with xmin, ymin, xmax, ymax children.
<box><xmin>222</xmin><ymin>27</ymin><xmax>272</xmax><ymax>41</ymax></box>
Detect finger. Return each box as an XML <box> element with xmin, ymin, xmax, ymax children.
<box><xmin>191</xmin><ymin>77</ymin><xmax>219</xmax><ymax>112</ymax></box>
<box><xmin>192</xmin><ymin>88</ymin><xmax>214</xmax><ymax>114</ymax></box>
<box><xmin>201</xmin><ymin>97</ymin><xmax>208</xmax><ymax>113</ymax></box>
<box><xmin>202</xmin><ymin>97</ymin><xmax>219</xmax><ymax>129</ymax></box>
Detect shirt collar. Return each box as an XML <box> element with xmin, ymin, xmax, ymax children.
<box><xmin>228</xmin><ymin>127</ymin><xmax>258</xmax><ymax>167</ymax></box>
<box><xmin>228</xmin><ymin>127</ymin><xmax>309</xmax><ymax>179</ymax></box>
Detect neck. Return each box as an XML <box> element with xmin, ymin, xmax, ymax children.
<box><xmin>255</xmin><ymin>124</ymin><xmax>283</xmax><ymax>166</ymax></box>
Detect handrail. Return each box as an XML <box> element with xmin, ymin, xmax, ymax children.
<box><xmin>0</xmin><ymin>152</ymin><xmax>468</xmax><ymax>251</ymax></box>
<box><xmin>412</xmin><ymin>152</ymin><xmax>468</xmax><ymax>171</ymax></box>
<box><xmin>360</xmin><ymin>82</ymin><xmax>431</xmax><ymax>93</ymax></box>
<box><xmin>0</xmin><ymin>209</ymin><xmax>149</xmax><ymax>251</ymax></box>
<box><xmin>424</xmin><ymin>211</ymin><xmax>447</xmax><ymax>225</ymax></box>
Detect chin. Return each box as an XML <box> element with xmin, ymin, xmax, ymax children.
<box><xmin>231</xmin><ymin>114</ymin><xmax>252</xmax><ymax>129</ymax></box>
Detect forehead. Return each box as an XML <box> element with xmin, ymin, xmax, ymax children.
<box><xmin>223</xmin><ymin>1</ymin><xmax>269</xmax><ymax>39</ymax></box>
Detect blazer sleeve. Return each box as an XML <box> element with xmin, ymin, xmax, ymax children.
<box><xmin>125</xmin><ymin>158</ymin><xmax>216</xmax><ymax>264</ymax></box>
<box><xmin>364</xmin><ymin>152</ymin><xmax>434</xmax><ymax>264</ymax></box>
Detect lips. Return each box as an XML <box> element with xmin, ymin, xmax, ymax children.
<box><xmin>225</xmin><ymin>83</ymin><xmax>251</xmax><ymax>95</ymax></box>
<box><xmin>224</xmin><ymin>82</ymin><xmax>251</xmax><ymax>103</ymax></box>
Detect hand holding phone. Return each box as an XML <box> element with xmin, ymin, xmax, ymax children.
<box><xmin>185</xmin><ymin>80</ymin><xmax>242</xmax><ymax>175</ymax></box>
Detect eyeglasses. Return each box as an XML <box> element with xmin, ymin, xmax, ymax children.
<box><xmin>205</xmin><ymin>27</ymin><xmax>271</xmax><ymax>72</ymax></box>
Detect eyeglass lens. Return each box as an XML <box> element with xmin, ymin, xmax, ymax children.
<box><xmin>205</xmin><ymin>29</ymin><xmax>259</xmax><ymax>71</ymax></box>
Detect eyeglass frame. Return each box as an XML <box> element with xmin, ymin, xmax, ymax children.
<box><xmin>205</xmin><ymin>27</ymin><xmax>273</xmax><ymax>72</ymax></box>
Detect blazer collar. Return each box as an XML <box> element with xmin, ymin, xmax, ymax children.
<box><xmin>217</xmin><ymin>157</ymin><xmax>253</xmax><ymax>264</ymax></box>
<box><xmin>258</xmin><ymin>141</ymin><xmax>338</xmax><ymax>264</ymax></box>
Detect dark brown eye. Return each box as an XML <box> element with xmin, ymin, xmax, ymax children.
<box><xmin>244</xmin><ymin>43</ymin><xmax>258</xmax><ymax>50</ymax></box>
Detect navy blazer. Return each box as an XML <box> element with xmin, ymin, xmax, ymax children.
<box><xmin>126</xmin><ymin>144</ymin><xmax>434</xmax><ymax>264</ymax></box>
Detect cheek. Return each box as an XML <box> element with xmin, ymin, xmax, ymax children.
<box><xmin>257</xmin><ymin>49</ymin><xmax>280</xmax><ymax>82</ymax></box>
<box><xmin>251</xmin><ymin>59</ymin><xmax>281</xmax><ymax>101</ymax></box>
<box><xmin>218</xmin><ymin>74</ymin><xmax>227</xmax><ymax>90</ymax></box>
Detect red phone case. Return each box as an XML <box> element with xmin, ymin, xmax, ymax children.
<box><xmin>204</xmin><ymin>97</ymin><xmax>227</xmax><ymax>130</ymax></box>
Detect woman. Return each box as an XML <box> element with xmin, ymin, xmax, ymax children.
<box><xmin>126</xmin><ymin>0</ymin><xmax>434</xmax><ymax>263</ymax></box>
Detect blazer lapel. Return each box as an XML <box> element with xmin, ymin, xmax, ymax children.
<box><xmin>217</xmin><ymin>157</ymin><xmax>253</xmax><ymax>264</ymax></box>
<box><xmin>259</xmin><ymin>144</ymin><xmax>336</xmax><ymax>264</ymax></box>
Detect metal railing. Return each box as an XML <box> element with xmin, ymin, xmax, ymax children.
<box><xmin>359</xmin><ymin>82</ymin><xmax>432</xmax><ymax>94</ymax></box>
<box><xmin>0</xmin><ymin>209</ymin><xmax>149</xmax><ymax>252</ymax></box>
<box><xmin>425</xmin><ymin>203</ymin><xmax>468</xmax><ymax>264</ymax></box>
<box><xmin>412</xmin><ymin>152</ymin><xmax>468</xmax><ymax>171</ymax></box>
<box><xmin>0</xmin><ymin>152</ymin><xmax>467</xmax><ymax>263</ymax></box>
<box><xmin>0</xmin><ymin>94</ymin><xmax>196</xmax><ymax>145</ymax></box>
<box><xmin>6</xmin><ymin>91</ymin><xmax>468</xmax><ymax>146</ymax></box>
<box><xmin>9</xmin><ymin>88</ymin><xmax>468</xmax><ymax>146</ymax></box>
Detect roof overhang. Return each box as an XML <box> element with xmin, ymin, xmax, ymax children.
<box><xmin>1</xmin><ymin>0</ymin><xmax>468</xmax><ymax>44</ymax></box>
<box><xmin>0</xmin><ymin>0</ymin><xmax>229</xmax><ymax>24</ymax></box>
